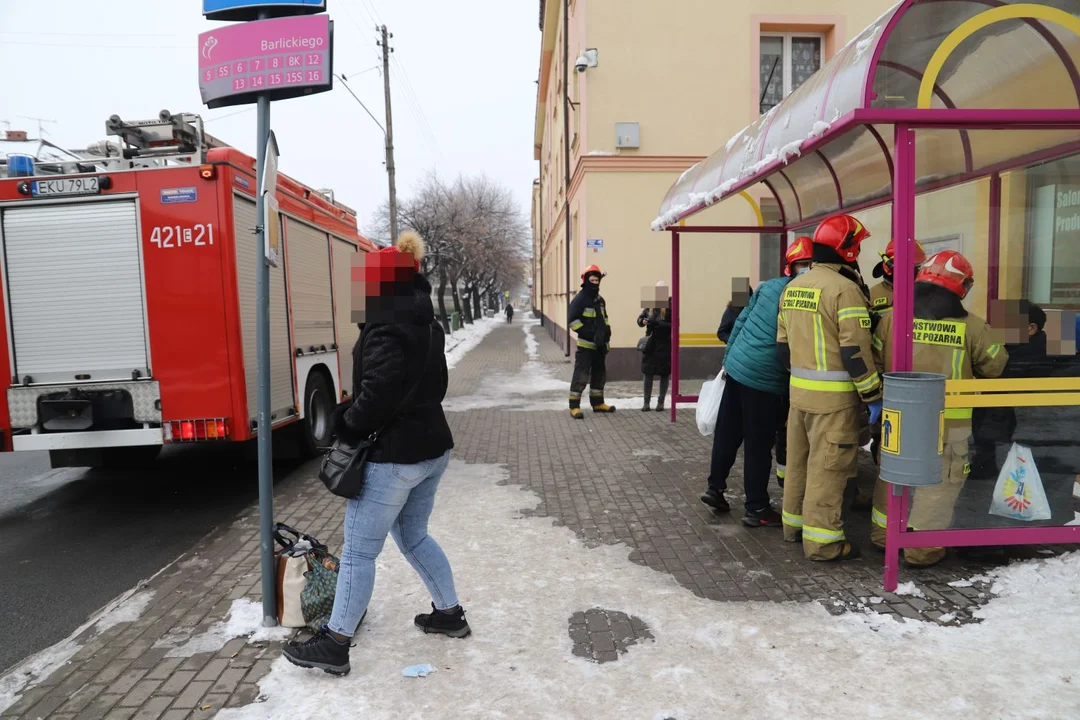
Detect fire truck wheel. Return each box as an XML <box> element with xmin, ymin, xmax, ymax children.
<box><xmin>299</xmin><ymin>371</ymin><xmax>334</xmax><ymax>458</ymax></box>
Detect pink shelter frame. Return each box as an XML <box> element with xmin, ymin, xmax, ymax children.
<box><xmin>655</xmin><ymin>0</ymin><xmax>1080</xmax><ymax>591</ymax></box>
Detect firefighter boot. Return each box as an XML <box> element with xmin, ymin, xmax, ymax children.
<box><xmin>591</xmin><ymin>391</ymin><xmax>616</xmax><ymax>413</ymax></box>
<box><xmin>569</xmin><ymin>391</ymin><xmax>585</xmax><ymax>420</ymax></box>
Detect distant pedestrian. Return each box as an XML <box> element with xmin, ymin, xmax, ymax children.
<box><xmin>637</xmin><ymin>281</ymin><xmax>672</xmax><ymax>412</ymax></box>
<box><xmin>282</xmin><ymin>230</ymin><xmax>469</xmax><ymax>677</ymax></box>
<box><xmin>505</xmin><ymin>304</ymin><xmax>514</xmax><ymax>323</ymax></box>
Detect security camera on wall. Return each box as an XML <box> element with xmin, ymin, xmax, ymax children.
<box><xmin>575</xmin><ymin>48</ymin><xmax>598</xmax><ymax>73</ymax></box>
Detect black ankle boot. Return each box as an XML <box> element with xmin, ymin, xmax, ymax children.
<box><xmin>414</xmin><ymin>603</ymin><xmax>472</xmax><ymax>638</ymax></box>
<box><xmin>282</xmin><ymin>628</ymin><xmax>351</xmax><ymax>675</ymax></box>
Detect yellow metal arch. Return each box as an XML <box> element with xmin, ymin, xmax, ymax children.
<box><xmin>918</xmin><ymin>4</ymin><xmax>1080</xmax><ymax>109</ymax></box>
<box><xmin>738</xmin><ymin>191</ymin><xmax>765</xmax><ymax>227</ymax></box>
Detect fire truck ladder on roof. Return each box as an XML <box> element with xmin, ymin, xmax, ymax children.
<box><xmin>103</xmin><ymin>110</ymin><xmax>226</xmax><ymax>169</ymax></box>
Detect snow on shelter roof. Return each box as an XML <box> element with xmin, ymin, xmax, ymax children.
<box><xmin>653</xmin><ymin>0</ymin><xmax>1080</xmax><ymax>231</ymax></box>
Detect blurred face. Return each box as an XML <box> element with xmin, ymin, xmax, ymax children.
<box><xmin>351</xmin><ymin>251</ymin><xmax>417</xmax><ymax>325</ymax></box>
<box><xmin>640</xmin><ymin>284</ymin><xmax>669</xmax><ymax>310</ymax></box>
<box><xmin>731</xmin><ymin>277</ymin><xmax>750</xmax><ymax>306</ymax></box>
<box><xmin>588</xmin><ymin>274</ymin><xmax>601</xmax><ymax>285</ymax></box>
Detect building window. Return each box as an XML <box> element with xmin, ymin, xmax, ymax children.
<box><xmin>1023</xmin><ymin>155</ymin><xmax>1080</xmax><ymax>308</ymax></box>
<box><xmin>760</xmin><ymin>34</ymin><xmax>823</xmax><ymax>115</ymax></box>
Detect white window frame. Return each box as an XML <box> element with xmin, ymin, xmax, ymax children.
<box><xmin>760</xmin><ymin>33</ymin><xmax>826</xmax><ymax>110</ymax></box>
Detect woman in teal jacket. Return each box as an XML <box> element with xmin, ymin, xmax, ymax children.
<box><xmin>701</xmin><ymin>239</ymin><xmax>813</xmax><ymax>527</ymax></box>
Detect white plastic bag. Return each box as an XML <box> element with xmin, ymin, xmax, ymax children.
<box><xmin>989</xmin><ymin>442</ymin><xmax>1052</xmax><ymax>522</ymax></box>
<box><xmin>695</xmin><ymin>369</ymin><xmax>726</xmax><ymax>437</ymax></box>
<box><xmin>280</xmin><ymin>555</ymin><xmax>309</xmax><ymax>628</ymax></box>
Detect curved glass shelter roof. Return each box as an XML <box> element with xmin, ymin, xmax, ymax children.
<box><xmin>653</xmin><ymin>0</ymin><xmax>1080</xmax><ymax>231</ymax></box>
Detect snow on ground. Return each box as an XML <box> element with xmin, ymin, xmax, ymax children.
<box><xmin>217</xmin><ymin>460</ymin><xmax>1080</xmax><ymax>719</ymax></box>
<box><xmin>0</xmin><ymin>585</ymin><xmax>159</xmax><ymax>712</ymax></box>
<box><xmin>522</xmin><ymin>319</ymin><xmax>540</xmax><ymax>360</ymax></box>
<box><xmin>444</xmin><ymin>317</ymin><xmax>501</xmax><ymax>370</ymax></box>
<box><xmin>155</xmin><ymin>598</ymin><xmax>291</xmax><ymax>658</ymax></box>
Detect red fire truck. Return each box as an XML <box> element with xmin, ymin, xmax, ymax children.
<box><xmin>0</xmin><ymin>110</ymin><xmax>374</xmax><ymax>468</ymax></box>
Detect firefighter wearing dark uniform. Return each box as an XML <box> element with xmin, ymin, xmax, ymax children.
<box><xmin>568</xmin><ymin>265</ymin><xmax>616</xmax><ymax>419</ymax></box>
<box><xmin>870</xmin><ymin>250</ymin><xmax>1007</xmax><ymax>567</ymax></box>
<box><xmin>777</xmin><ymin>214</ymin><xmax>881</xmax><ymax>562</ymax></box>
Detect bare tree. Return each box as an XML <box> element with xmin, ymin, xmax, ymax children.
<box><xmin>367</xmin><ymin>171</ymin><xmax>531</xmax><ymax>331</ymax></box>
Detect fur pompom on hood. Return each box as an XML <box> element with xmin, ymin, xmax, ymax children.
<box><xmin>396</xmin><ymin>230</ymin><xmax>426</xmax><ymax>265</ymax></box>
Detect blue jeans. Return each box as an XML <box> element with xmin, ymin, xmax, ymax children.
<box><xmin>327</xmin><ymin>450</ymin><xmax>459</xmax><ymax>637</ymax></box>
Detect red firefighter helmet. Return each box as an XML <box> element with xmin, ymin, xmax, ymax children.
<box><xmin>875</xmin><ymin>238</ymin><xmax>927</xmax><ymax>279</ymax></box>
<box><xmin>783</xmin><ymin>236</ymin><xmax>814</xmax><ymax>276</ymax></box>
<box><xmin>917</xmin><ymin>250</ymin><xmax>975</xmax><ymax>298</ymax></box>
<box><xmin>812</xmin><ymin>214</ymin><xmax>870</xmax><ymax>263</ymax></box>
<box><xmin>581</xmin><ymin>264</ymin><xmax>605</xmax><ymax>281</ymax></box>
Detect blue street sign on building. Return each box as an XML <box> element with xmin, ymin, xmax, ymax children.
<box><xmin>203</xmin><ymin>0</ymin><xmax>326</xmax><ymax>21</ymax></box>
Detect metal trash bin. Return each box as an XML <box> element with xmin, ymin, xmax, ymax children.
<box><xmin>878</xmin><ymin>371</ymin><xmax>946</xmax><ymax>487</ymax></box>
<box><xmin>451</xmin><ymin>312</ymin><xmax>461</xmax><ymax>333</ymax></box>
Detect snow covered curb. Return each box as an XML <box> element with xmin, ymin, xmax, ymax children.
<box><xmin>0</xmin><ymin>563</ymin><xmax>173</xmax><ymax>713</ymax></box>
<box><xmin>444</xmin><ymin>317</ymin><xmax>501</xmax><ymax>370</ymax></box>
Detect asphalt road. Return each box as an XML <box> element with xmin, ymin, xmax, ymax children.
<box><xmin>0</xmin><ymin>444</ymin><xmax>307</xmax><ymax>675</ymax></box>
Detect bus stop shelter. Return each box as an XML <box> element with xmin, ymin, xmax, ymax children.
<box><xmin>653</xmin><ymin>0</ymin><xmax>1080</xmax><ymax>590</ymax></box>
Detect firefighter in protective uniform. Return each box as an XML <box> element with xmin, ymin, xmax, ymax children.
<box><xmin>870</xmin><ymin>250</ymin><xmax>1007</xmax><ymax>567</ymax></box>
<box><xmin>869</xmin><ymin>238</ymin><xmax>928</xmax><ymax>312</ymax></box>
<box><xmin>777</xmin><ymin>214</ymin><xmax>882</xmax><ymax>562</ymax></box>
<box><xmin>568</xmin><ymin>265</ymin><xmax>616</xmax><ymax>419</ymax></box>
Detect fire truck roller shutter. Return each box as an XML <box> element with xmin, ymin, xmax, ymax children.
<box><xmin>332</xmin><ymin>237</ymin><xmax>360</xmax><ymax>398</ymax></box>
<box><xmin>233</xmin><ymin>193</ymin><xmax>296</xmax><ymax>426</ymax></box>
<box><xmin>0</xmin><ymin>200</ymin><xmax>150</xmax><ymax>384</ymax></box>
<box><xmin>284</xmin><ymin>217</ymin><xmax>335</xmax><ymax>351</ymax></box>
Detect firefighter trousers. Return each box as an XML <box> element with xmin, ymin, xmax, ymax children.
<box><xmin>782</xmin><ymin>404</ymin><xmax>862</xmax><ymax>561</ymax></box>
<box><xmin>871</xmin><ymin>438</ymin><xmax>971</xmax><ymax>566</ymax></box>
<box><xmin>569</xmin><ymin>347</ymin><xmax>608</xmax><ymax>409</ymax></box>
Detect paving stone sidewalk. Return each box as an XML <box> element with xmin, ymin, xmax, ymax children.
<box><xmin>0</xmin><ymin>315</ymin><xmax>1052</xmax><ymax>719</ymax></box>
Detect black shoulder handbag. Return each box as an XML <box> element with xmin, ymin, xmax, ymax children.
<box><xmin>319</xmin><ymin>324</ymin><xmax>435</xmax><ymax>499</ymax></box>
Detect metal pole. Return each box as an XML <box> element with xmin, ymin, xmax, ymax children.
<box><xmin>670</xmin><ymin>229</ymin><xmax>680</xmax><ymax>424</ymax></box>
<box><xmin>884</xmin><ymin>124</ymin><xmax>916</xmax><ymax>593</ymax></box>
<box><xmin>381</xmin><ymin>25</ymin><xmax>399</xmax><ymax>243</ymax></box>
<box><xmin>255</xmin><ymin>9</ymin><xmax>276</xmax><ymax>629</ymax></box>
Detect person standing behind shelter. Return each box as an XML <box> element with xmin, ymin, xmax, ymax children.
<box><xmin>637</xmin><ymin>282</ymin><xmax>672</xmax><ymax>412</ymax></box>
<box><xmin>700</xmin><ymin>239</ymin><xmax>814</xmax><ymax>527</ymax></box>
<box><xmin>717</xmin><ymin>278</ymin><xmax>753</xmax><ymax>343</ymax></box>
<box><xmin>777</xmin><ymin>215</ymin><xmax>881</xmax><ymax>562</ymax></box>
<box><xmin>869</xmin><ymin>251</ymin><xmax>1007</xmax><ymax>567</ymax></box>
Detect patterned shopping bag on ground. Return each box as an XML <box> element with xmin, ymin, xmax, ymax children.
<box><xmin>301</xmin><ymin>546</ymin><xmax>340</xmax><ymax>633</ymax></box>
<box><xmin>989</xmin><ymin>442</ymin><xmax>1052</xmax><ymax>522</ymax></box>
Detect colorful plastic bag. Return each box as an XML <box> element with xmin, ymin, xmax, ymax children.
<box><xmin>695</xmin><ymin>368</ymin><xmax>726</xmax><ymax>437</ymax></box>
<box><xmin>989</xmin><ymin>442</ymin><xmax>1052</xmax><ymax>522</ymax></box>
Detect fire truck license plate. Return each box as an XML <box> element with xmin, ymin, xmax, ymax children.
<box><xmin>30</xmin><ymin>177</ymin><xmax>101</xmax><ymax>197</ymax></box>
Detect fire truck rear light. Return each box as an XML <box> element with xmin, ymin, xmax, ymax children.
<box><xmin>164</xmin><ymin>418</ymin><xmax>229</xmax><ymax>443</ymax></box>
<box><xmin>199</xmin><ymin>164</ymin><xmax>216</xmax><ymax>180</ymax></box>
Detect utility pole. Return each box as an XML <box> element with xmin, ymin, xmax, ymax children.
<box><xmin>379</xmin><ymin>25</ymin><xmax>399</xmax><ymax>243</ymax></box>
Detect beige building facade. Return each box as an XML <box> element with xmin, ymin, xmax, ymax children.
<box><xmin>531</xmin><ymin>0</ymin><xmax>898</xmax><ymax>379</ymax></box>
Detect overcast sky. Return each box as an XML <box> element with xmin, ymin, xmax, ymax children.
<box><xmin>0</xmin><ymin>0</ymin><xmax>540</xmax><ymax>237</ymax></box>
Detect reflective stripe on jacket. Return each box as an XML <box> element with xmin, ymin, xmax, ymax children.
<box><xmin>777</xmin><ymin>263</ymin><xmax>882</xmax><ymax>412</ymax></box>
<box><xmin>873</xmin><ymin>312</ymin><xmax>1008</xmax><ymax>421</ymax></box>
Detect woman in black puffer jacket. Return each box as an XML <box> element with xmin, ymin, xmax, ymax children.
<box><xmin>636</xmin><ymin>294</ymin><xmax>672</xmax><ymax>412</ymax></box>
<box><xmin>283</xmin><ymin>231</ymin><xmax>469</xmax><ymax>677</ymax></box>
